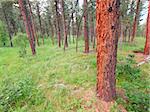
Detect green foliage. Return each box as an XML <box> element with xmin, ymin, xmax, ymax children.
<box><xmin>64</xmin><ymin>98</ymin><xmax>83</xmax><ymax>111</ymax></box>
<box><xmin>0</xmin><ymin>76</ymin><xmax>44</xmax><ymax>112</ymax></box>
<box><xmin>117</xmin><ymin>54</ymin><xmax>149</xmax><ymax>112</ymax></box>
<box><xmin>0</xmin><ymin>37</ymin><xmax>149</xmax><ymax>112</ymax></box>
<box><xmin>0</xmin><ymin>21</ymin><xmax>8</xmax><ymax>47</ymax></box>
<box><xmin>13</xmin><ymin>32</ymin><xmax>28</xmax><ymax>57</ymax></box>
<box><xmin>117</xmin><ymin>81</ymin><xmax>149</xmax><ymax>112</ymax></box>
<box><xmin>117</xmin><ymin>54</ymin><xmax>141</xmax><ymax>81</ymax></box>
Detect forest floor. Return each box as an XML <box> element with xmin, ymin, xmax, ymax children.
<box><xmin>0</xmin><ymin>37</ymin><xmax>149</xmax><ymax>112</ymax></box>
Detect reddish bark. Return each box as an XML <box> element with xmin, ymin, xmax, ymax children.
<box><xmin>96</xmin><ymin>0</ymin><xmax>120</xmax><ymax>101</ymax></box>
<box><xmin>27</xmin><ymin>0</ymin><xmax>39</xmax><ymax>46</ymax></box>
<box><xmin>18</xmin><ymin>0</ymin><xmax>36</xmax><ymax>55</ymax></box>
<box><xmin>54</xmin><ymin>0</ymin><xmax>61</xmax><ymax>47</ymax></box>
<box><xmin>61</xmin><ymin>0</ymin><xmax>68</xmax><ymax>51</ymax></box>
<box><xmin>144</xmin><ymin>1</ymin><xmax>150</xmax><ymax>55</ymax></box>
<box><xmin>84</xmin><ymin>0</ymin><xmax>89</xmax><ymax>53</ymax></box>
<box><xmin>131</xmin><ymin>0</ymin><xmax>140</xmax><ymax>42</ymax></box>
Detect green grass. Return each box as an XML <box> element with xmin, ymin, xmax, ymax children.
<box><xmin>0</xmin><ymin>37</ymin><xmax>149</xmax><ymax>112</ymax></box>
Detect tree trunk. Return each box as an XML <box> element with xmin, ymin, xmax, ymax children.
<box><xmin>131</xmin><ymin>0</ymin><xmax>140</xmax><ymax>42</ymax></box>
<box><xmin>96</xmin><ymin>0</ymin><xmax>120</xmax><ymax>102</ymax></box>
<box><xmin>49</xmin><ymin>20</ymin><xmax>55</xmax><ymax>45</ymax></box>
<box><xmin>84</xmin><ymin>0</ymin><xmax>89</xmax><ymax>53</ymax></box>
<box><xmin>72</xmin><ymin>13</ymin><xmax>75</xmax><ymax>44</ymax></box>
<box><xmin>144</xmin><ymin>1</ymin><xmax>150</xmax><ymax>55</ymax></box>
<box><xmin>54</xmin><ymin>0</ymin><xmax>61</xmax><ymax>47</ymax></box>
<box><xmin>18</xmin><ymin>0</ymin><xmax>36</xmax><ymax>55</ymax></box>
<box><xmin>61</xmin><ymin>0</ymin><xmax>68</xmax><ymax>51</ymax></box>
<box><xmin>27</xmin><ymin>0</ymin><xmax>39</xmax><ymax>46</ymax></box>
<box><xmin>36</xmin><ymin>2</ymin><xmax>44</xmax><ymax>44</ymax></box>
<box><xmin>90</xmin><ymin>10</ymin><xmax>94</xmax><ymax>43</ymax></box>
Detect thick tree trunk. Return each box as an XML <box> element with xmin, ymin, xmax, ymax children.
<box><xmin>61</xmin><ymin>0</ymin><xmax>68</xmax><ymax>51</ymax></box>
<box><xmin>18</xmin><ymin>0</ymin><xmax>36</xmax><ymax>55</ymax></box>
<box><xmin>96</xmin><ymin>0</ymin><xmax>120</xmax><ymax>102</ymax></box>
<box><xmin>144</xmin><ymin>1</ymin><xmax>150</xmax><ymax>55</ymax></box>
<box><xmin>54</xmin><ymin>0</ymin><xmax>61</xmax><ymax>47</ymax></box>
<box><xmin>131</xmin><ymin>0</ymin><xmax>140</xmax><ymax>42</ymax></box>
<box><xmin>84</xmin><ymin>0</ymin><xmax>89</xmax><ymax>53</ymax></box>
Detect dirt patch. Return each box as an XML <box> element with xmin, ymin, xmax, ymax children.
<box><xmin>72</xmin><ymin>87</ymin><xmax>127</xmax><ymax>112</ymax></box>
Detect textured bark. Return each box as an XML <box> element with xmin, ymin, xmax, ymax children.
<box><xmin>131</xmin><ymin>0</ymin><xmax>140</xmax><ymax>42</ymax></box>
<box><xmin>61</xmin><ymin>0</ymin><xmax>68</xmax><ymax>51</ymax></box>
<box><xmin>18</xmin><ymin>0</ymin><xmax>36</xmax><ymax>55</ymax></box>
<box><xmin>144</xmin><ymin>1</ymin><xmax>150</xmax><ymax>55</ymax></box>
<box><xmin>84</xmin><ymin>0</ymin><xmax>89</xmax><ymax>53</ymax></box>
<box><xmin>54</xmin><ymin>0</ymin><xmax>61</xmax><ymax>47</ymax></box>
<box><xmin>96</xmin><ymin>0</ymin><xmax>120</xmax><ymax>102</ymax></box>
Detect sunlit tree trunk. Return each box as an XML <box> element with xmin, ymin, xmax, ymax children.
<box><xmin>84</xmin><ymin>0</ymin><xmax>89</xmax><ymax>53</ymax></box>
<box><xmin>96</xmin><ymin>0</ymin><xmax>120</xmax><ymax>101</ymax></box>
<box><xmin>131</xmin><ymin>0</ymin><xmax>140</xmax><ymax>42</ymax></box>
<box><xmin>18</xmin><ymin>0</ymin><xmax>36</xmax><ymax>55</ymax></box>
<box><xmin>144</xmin><ymin>1</ymin><xmax>150</xmax><ymax>55</ymax></box>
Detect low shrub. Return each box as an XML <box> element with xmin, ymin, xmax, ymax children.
<box><xmin>0</xmin><ymin>76</ymin><xmax>44</xmax><ymax>112</ymax></box>
<box><xmin>117</xmin><ymin>54</ymin><xmax>141</xmax><ymax>81</ymax></box>
<box><xmin>13</xmin><ymin>33</ymin><xmax>28</xmax><ymax>57</ymax></box>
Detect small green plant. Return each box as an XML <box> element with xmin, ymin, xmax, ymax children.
<box><xmin>117</xmin><ymin>54</ymin><xmax>149</xmax><ymax>112</ymax></box>
<box><xmin>0</xmin><ymin>76</ymin><xmax>44</xmax><ymax>112</ymax></box>
<box><xmin>117</xmin><ymin>54</ymin><xmax>141</xmax><ymax>81</ymax></box>
<box><xmin>13</xmin><ymin>32</ymin><xmax>28</xmax><ymax>57</ymax></box>
<box><xmin>64</xmin><ymin>98</ymin><xmax>83</xmax><ymax>111</ymax></box>
<box><xmin>0</xmin><ymin>21</ymin><xmax>9</xmax><ymax>47</ymax></box>
<box><xmin>117</xmin><ymin>82</ymin><xmax>149</xmax><ymax>112</ymax></box>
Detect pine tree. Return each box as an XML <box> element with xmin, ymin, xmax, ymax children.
<box><xmin>96</xmin><ymin>0</ymin><xmax>120</xmax><ymax>101</ymax></box>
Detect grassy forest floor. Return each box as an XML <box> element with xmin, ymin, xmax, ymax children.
<box><xmin>0</xmin><ymin>37</ymin><xmax>149</xmax><ymax>112</ymax></box>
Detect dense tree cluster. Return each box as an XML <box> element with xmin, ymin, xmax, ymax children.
<box><xmin>0</xmin><ymin>0</ymin><xmax>149</xmax><ymax>54</ymax></box>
